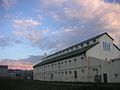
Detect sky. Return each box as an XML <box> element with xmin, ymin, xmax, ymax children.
<box><xmin>0</xmin><ymin>0</ymin><xmax>120</xmax><ymax>70</ymax></box>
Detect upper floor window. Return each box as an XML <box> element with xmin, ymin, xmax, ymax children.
<box><xmin>61</xmin><ymin>62</ymin><xmax>63</xmax><ymax>64</ymax></box>
<box><xmin>69</xmin><ymin>60</ymin><xmax>71</xmax><ymax>62</ymax></box>
<box><xmin>76</xmin><ymin>46</ymin><xmax>78</xmax><ymax>49</ymax></box>
<box><xmin>81</xmin><ymin>44</ymin><xmax>83</xmax><ymax>47</ymax></box>
<box><xmin>65</xmin><ymin>61</ymin><xmax>67</xmax><ymax>63</ymax></box>
<box><xmin>51</xmin><ymin>64</ymin><xmax>54</xmax><ymax>67</ymax></box>
<box><xmin>81</xmin><ymin>57</ymin><xmax>84</xmax><ymax>59</ymax></box>
<box><xmin>93</xmin><ymin>39</ymin><xmax>96</xmax><ymax>43</ymax></box>
<box><xmin>87</xmin><ymin>42</ymin><xmax>89</xmax><ymax>45</ymax></box>
<box><xmin>103</xmin><ymin>42</ymin><xmax>111</xmax><ymax>51</ymax></box>
<box><xmin>74</xmin><ymin>59</ymin><xmax>77</xmax><ymax>61</ymax></box>
<box><xmin>71</xmin><ymin>47</ymin><xmax>73</xmax><ymax>51</ymax></box>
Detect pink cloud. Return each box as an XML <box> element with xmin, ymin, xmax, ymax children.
<box><xmin>13</xmin><ymin>19</ymin><xmax>41</xmax><ymax>29</ymax></box>
<box><xmin>40</xmin><ymin>0</ymin><xmax>120</xmax><ymax>47</ymax></box>
<box><xmin>0</xmin><ymin>60</ymin><xmax>33</xmax><ymax>70</ymax></box>
<box><xmin>0</xmin><ymin>0</ymin><xmax>16</xmax><ymax>10</ymax></box>
<box><xmin>0</xmin><ymin>56</ymin><xmax>42</xmax><ymax>70</ymax></box>
<box><xmin>0</xmin><ymin>34</ymin><xmax>5</xmax><ymax>38</ymax></box>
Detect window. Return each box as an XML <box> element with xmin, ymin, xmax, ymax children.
<box><xmin>51</xmin><ymin>64</ymin><xmax>54</xmax><ymax>67</ymax></box>
<box><xmin>61</xmin><ymin>62</ymin><xmax>63</xmax><ymax>64</ymax></box>
<box><xmin>69</xmin><ymin>71</ymin><xmax>72</xmax><ymax>74</ymax></box>
<box><xmin>81</xmin><ymin>57</ymin><xmax>84</xmax><ymax>59</ymax></box>
<box><xmin>74</xmin><ymin>71</ymin><xmax>77</xmax><ymax>79</ymax></box>
<box><xmin>66</xmin><ymin>49</ymin><xmax>68</xmax><ymax>52</ymax></box>
<box><xmin>51</xmin><ymin>74</ymin><xmax>53</xmax><ymax>79</ymax></box>
<box><xmin>81</xmin><ymin>44</ymin><xmax>83</xmax><ymax>47</ymax></box>
<box><xmin>115</xmin><ymin>74</ymin><xmax>118</xmax><ymax>78</ymax></box>
<box><xmin>65</xmin><ymin>71</ymin><xmax>67</xmax><ymax>74</ymax></box>
<box><xmin>81</xmin><ymin>69</ymin><xmax>85</xmax><ymax>73</ymax></box>
<box><xmin>93</xmin><ymin>39</ymin><xmax>96</xmax><ymax>43</ymax></box>
<box><xmin>103</xmin><ymin>42</ymin><xmax>111</xmax><ymax>51</ymax></box>
<box><xmin>74</xmin><ymin>59</ymin><xmax>77</xmax><ymax>61</ymax></box>
<box><xmin>87</xmin><ymin>42</ymin><xmax>89</xmax><ymax>45</ymax></box>
<box><xmin>69</xmin><ymin>60</ymin><xmax>71</xmax><ymax>62</ymax></box>
<box><xmin>65</xmin><ymin>61</ymin><xmax>67</xmax><ymax>63</ymax></box>
<box><xmin>76</xmin><ymin>46</ymin><xmax>78</xmax><ymax>49</ymax></box>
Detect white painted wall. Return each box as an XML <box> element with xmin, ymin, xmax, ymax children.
<box><xmin>33</xmin><ymin>57</ymin><xmax>120</xmax><ymax>83</ymax></box>
<box><xmin>110</xmin><ymin>59</ymin><xmax>120</xmax><ymax>83</ymax></box>
<box><xmin>86</xmin><ymin>34</ymin><xmax>120</xmax><ymax>60</ymax></box>
<box><xmin>33</xmin><ymin>34</ymin><xmax>120</xmax><ymax>83</ymax></box>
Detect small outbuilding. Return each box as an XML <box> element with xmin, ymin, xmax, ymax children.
<box><xmin>0</xmin><ymin>65</ymin><xmax>8</xmax><ymax>78</ymax></box>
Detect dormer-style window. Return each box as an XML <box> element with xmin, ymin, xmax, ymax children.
<box><xmin>93</xmin><ymin>39</ymin><xmax>96</xmax><ymax>43</ymax></box>
<box><xmin>66</xmin><ymin>49</ymin><xmax>68</xmax><ymax>52</ymax></box>
<box><xmin>59</xmin><ymin>52</ymin><xmax>61</xmax><ymax>55</ymax></box>
<box><xmin>87</xmin><ymin>42</ymin><xmax>89</xmax><ymax>45</ymax></box>
<box><xmin>103</xmin><ymin>42</ymin><xmax>111</xmax><ymax>51</ymax></box>
<box><xmin>76</xmin><ymin>46</ymin><xmax>78</xmax><ymax>49</ymax></box>
<box><xmin>81</xmin><ymin>44</ymin><xmax>83</xmax><ymax>47</ymax></box>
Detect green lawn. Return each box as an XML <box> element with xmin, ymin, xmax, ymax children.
<box><xmin>0</xmin><ymin>79</ymin><xmax>120</xmax><ymax>90</ymax></box>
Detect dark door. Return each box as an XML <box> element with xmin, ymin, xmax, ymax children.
<box><xmin>103</xmin><ymin>73</ymin><xmax>108</xmax><ymax>83</ymax></box>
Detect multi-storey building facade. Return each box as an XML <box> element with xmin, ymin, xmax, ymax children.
<box><xmin>33</xmin><ymin>32</ymin><xmax>120</xmax><ymax>83</ymax></box>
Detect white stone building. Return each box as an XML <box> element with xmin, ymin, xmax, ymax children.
<box><xmin>0</xmin><ymin>65</ymin><xmax>8</xmax><ymax>78</ymax></box>
<box><xmin>33</xmin><ymin>32</ymin><xmax>120</xmax><ymax>83</ymax></box>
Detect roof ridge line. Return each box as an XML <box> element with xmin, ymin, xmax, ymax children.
<box><xmin>45</xmin><ymin>32</ymin><xmax>107</xmax><ymax>58</ymax></box>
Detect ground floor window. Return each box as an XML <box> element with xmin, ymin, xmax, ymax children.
<box><xmin>74</xmin><ymin>71</ymin><xmax>77</xmax><ymax>79</ymax></box>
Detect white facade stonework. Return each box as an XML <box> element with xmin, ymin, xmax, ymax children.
<box><xmin>33</xmin><ymin>33</ymin><xmax>120</xmax><ymax>83</ymax></box>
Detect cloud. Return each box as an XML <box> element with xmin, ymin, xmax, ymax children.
<box><xmin>0</xmin><ymin>14</ymin><xmax>11</xmax><ymax>22</ymax></box>
<box><xmin>0</xmin><ymin>0</ymin><xmax>16</xmax><ymax>10</ymax></box>
<box><xmin>13</xmin><ymin>19</ymin><xmax>41</xmax><ymax>29</ymax></box>
<box><xmin>0</xmin><ymin>55</ymin><xmax>43</xmax><ymax>70</ymax></box>
<box><xmin>0</xmin><ymin>35</ymin><xmax>23</xmax><ymax>47</ymax></box>
<box><xmin>0</xmin><ymin>38</ymin><xmax>11</xmax><ymax>47</ymax></box>
<box><xmin>12</xmin><ymin>18</ymin><xmax>47</xmax><ymax>48</ymax></box>
<box><xmin>38</xmin><ymin>0</ymin><xmax>120</xmax><ymax>48</ymax></box>
<box><xmin>0</xmin><ymin>34</ymin><xmax>5</xmax><ymax>38</ymax></box>
<box><xmin>12</xmin><ymin>30</ymin><xmax>46</xmax><ymax>47</ymax></box>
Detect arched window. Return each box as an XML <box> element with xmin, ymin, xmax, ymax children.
<box><xmin>74</xmin><ymin>71</ymin><xmax>77</xmax><ymax>79</ymax></box>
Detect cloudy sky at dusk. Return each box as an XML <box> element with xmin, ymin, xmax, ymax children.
<box><xmin>0</xmin><ymin>0</ymin><xmax>120</xmax><ymax>70</ymax></box>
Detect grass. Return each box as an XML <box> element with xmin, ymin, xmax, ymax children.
<box><xmin>0</xmin><ymin>78</ymin><xmax>120</xmax><ymax>90</ymax></box>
